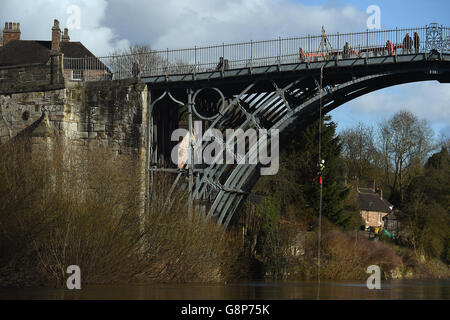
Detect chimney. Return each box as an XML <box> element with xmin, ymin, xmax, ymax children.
<box><xmin>51</xmin><ymin>19</ymin><xmax>61</xmax><ymax>51</ymax></box>
<box><xmin>62</xmin><ymin>28</ymin><xmax>70</xmax><ymax>42</ymax></box>
<box><xmin>3</xmin><ymin>22</ymin><xmax>21</xmax><ymax>46</ymax></box>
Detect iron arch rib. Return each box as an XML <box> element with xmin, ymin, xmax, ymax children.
<box><xmin>206</xmin><ymin>64</ymin><xmax>450</xmax><ymax>228</ymax></box>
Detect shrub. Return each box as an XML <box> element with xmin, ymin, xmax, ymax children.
<box><xmin>0</xmin><ymin>139</ymin><xmax>237</xmax><ymax>286</ymax></box>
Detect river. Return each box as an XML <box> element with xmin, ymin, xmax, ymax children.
<box><xmin>0</xmin><ymin>279</ymin><xmax>449</xmax><ymax>300</ymax></box>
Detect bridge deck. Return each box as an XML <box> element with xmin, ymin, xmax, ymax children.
<box><xmin>141</xmin><ymin>52</ymin><xmax>450</xmax><ymax>86</ymax></box>
<box><xmin>63</xmin><ymin>24</ymin><xmax>450</xmax><ymax>84</ymax></box>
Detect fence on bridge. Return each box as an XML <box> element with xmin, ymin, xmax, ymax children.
<box><xmin>63</xmin><ymin>24</ymin><xmax>450</xmax><ymax>82</ymax></box>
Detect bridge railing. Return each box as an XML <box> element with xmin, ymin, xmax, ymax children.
<box><xmin>63</xmin><ymin>24</ymin><xmax>450</xmax><ymax>82</ymax></box>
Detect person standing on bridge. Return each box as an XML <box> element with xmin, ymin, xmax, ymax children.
<box><xmin>414</xmin><ymin>32</ymin><xmax>420</xmax><ymax>54</ymax></box>
<box><xmin>403</xmin><ymin>33</ymin><xmax>413</xmax><ymax>54</ymax></box>
<box><xmin>343</xmin><ymin>42</ymin><xmax>351</xmax><ymax>59</ymax></box>
<box><xmin>386</xmin><ymin>40</ymin><xmax>394</xmax><ymax>56</ymax></box>
<box><xmin>132</xmin><ymin>59</ymin><xmax>142</xmax><ymax>78</ymax></box>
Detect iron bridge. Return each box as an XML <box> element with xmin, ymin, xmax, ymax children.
<box><xmin>68</xmin><ymin>24</ymin><xmax>450</xmax><ymax>227</ymax></box>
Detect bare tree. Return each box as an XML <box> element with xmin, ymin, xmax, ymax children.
<box><xmin>376</xmin><ymin>122</ymin><xmax>392</xmax><ymax>186</ymax></box>
<box><xmin>108</xmin><ymin>44</ymin><xmax>193</xmax><ymax>79</ymax></box>
<box><xmin>340</xmin><ymin>122</ymin><xmax>377</xmax><ymax>180</ymax></box>
<box><xmin>437</xmin><ymin>134</ymin><xmax>450</xmax><ymax>151</ymax></box>
<box><xmin>378</xmin><ymin>110</ymin><xmax>434</xmax><ymax>202</ymax></box>
<box><xmin>108</xmin><ymin>44</ymin><xmax>167</xmax><ymax>79</ymax></box>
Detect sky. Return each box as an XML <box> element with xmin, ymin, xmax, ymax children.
<box><xmin>0</xmin><ymin>0</ymin><xmax>449</xmax><ymax>139</ymax></box>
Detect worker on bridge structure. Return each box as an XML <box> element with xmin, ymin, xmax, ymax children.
<box><xmin>343</xmin><ymin>42</ymin><xmax>351</xmax><ymax>59</ymax></box>
<box><xmin>403</xmin><ymin>33</ymin><xmax>413</xmax><ymax>54</ymax></box>
<box><xmin>414</xmin><ymin>32</ymin><xmax>420</xmax><ymax>54</ymax></box>
<box><xmin>318</xmin><ymin>26</ymin><xmax>333</xmax><ymax>60</ymax></box>
<box><xmin>313</xmin><ymin>159</ymin><xmax>326</xmax><ymax>185</ymax></box>
<box><xmin>386</xmin><ymin>40</ymin><xmax>394</xmax><ymax>56</ymax></box>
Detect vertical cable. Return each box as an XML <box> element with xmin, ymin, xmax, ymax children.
<box><xmin>187</xmin><ymin>88</ymin><xmax>194</xmax><ymax>218</ymax></box>
<box><xmin>317</xmin><ymin>64</ymin><xmax>324</xmax><ymax>300</ymax></box>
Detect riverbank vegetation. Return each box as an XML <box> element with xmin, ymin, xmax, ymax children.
<box><xmin>233</xmin><ymin>110</ymin><xmax>449</xmax><ymax>281</ymax></box>
<box><xmin>0</xmin><ymin>109</ymin><xmax>448</xmax><ymax>287</ymax></box>
<box><xmin>0</xmin><ymin>138</ymin><xmax>238</xmax><ymax>287</ymax></box>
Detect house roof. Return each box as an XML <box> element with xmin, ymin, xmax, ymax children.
<box><xmin>0</xmin><ymin>40</ymin><xmax>97</xmax><ymax>67</ymax></box>
<box><xmin>61</xmin><ymin>41</ymin><xmax>97</xmax><ymax>58</ymax></box>
<box><xmin>358</xmin><ymin>188</ymin><xmax>393</xmax><ymax>213</ymax></box>
<box><xmin>0</xmin><ymin>40</ymin><xmax>51</xmax><ymax>66</ymax></box>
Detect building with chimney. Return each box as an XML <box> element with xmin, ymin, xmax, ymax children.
<box><xmin>0</xmin><ymin>19</ymin><xmax>109</xmax><ymax>81</ymax></box>
<box><xmin>358</xmin><ymin>186</ymin><xmax>393</xmax><ymax>230</ymax></box>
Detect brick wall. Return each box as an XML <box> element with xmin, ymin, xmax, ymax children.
<box><xmin>361</xmin><ymin>210</ymin><xmax>388</xmax><ymax>229</ymax></box>
<box><xmin>64</xmin><ymin>69</ymin><xmax>111</xmax><ymax>81</ymax></box>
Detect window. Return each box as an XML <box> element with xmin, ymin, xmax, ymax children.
<box><xmin>378</xmin><ymin>212</ymin><xmax>382</xmax><ymax>224</ymax></box>
<box><xmin>72</xmin><ymin>69</ymin><xmax>84</xmax><ymax>81</ymax></box>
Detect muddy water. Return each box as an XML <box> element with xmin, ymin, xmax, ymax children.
<box><xmin>0</xmin><ymin>279</ymin><xmax>449</xmax><ymax>300</ymax></box>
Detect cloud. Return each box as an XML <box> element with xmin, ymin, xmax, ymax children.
<box><xmin>0</xmin><ymin>0</ymin><xmax>369</xmax><ymax>52</ymax></box>
<box><xmin>0</xmin><ymin>0</ymin><xmax>130</xmax><ymax>55</ymax></box>
<box><xmin>330</xmin><ymin>81</ymin><xmax>450</xmax><ymax>138</ymax></box>
<box><xmin>346</xmin><ymin>81</ymin><xmax>450</xmax><ymax>124</ymax></box>
<box><xmin>103</xmin><ymin>0</ymin><xmax>367</xmax><ymax>49</ymax></box>
<box><xmin>0</xmin><ymin>0</ymin><xmax>368</xmax><ymax>53</ymax></box>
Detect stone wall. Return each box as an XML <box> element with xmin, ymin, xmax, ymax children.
<box><xmin>0</xmin><ymin>79</ymin><xmax>148</xmax><ymax>159</ymax></box>
<box><xmin>0</xmin><ymin>54</ymin><xmax>64</xmax><ymax>94</ymax></box>
<box><xmin>64</xmin><ymin>80</ymin><xmax>148</xmax><ymax>154</ymax></box>
<box><xmin>0</xmin><ymin>78</ymin><xmax>149</xmax><ymax>223</ymax></box>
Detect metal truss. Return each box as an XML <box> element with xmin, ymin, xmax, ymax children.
<box><xmin>147</xmin><ymin>54</ymin><xmax>450</xmax><ymax>228</ymax></box>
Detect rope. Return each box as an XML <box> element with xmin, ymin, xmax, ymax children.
<box><xmin>317</xmin><ymin>64</ymin><xmax>324</xmax><ymax>298</ymax></box>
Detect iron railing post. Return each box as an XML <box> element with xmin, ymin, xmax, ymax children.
<box><xmin>278</xmin><ymin>36</ymin><xmax>281</xmax><ymax>65</ymax></box>
<box><xmin>166</xmin><ymin>48</ymin><xmax>169</xmax><ymax>76</ymax></box>
<box><xmin>366</xmin><ymin>29</ymin><xmax>369</xmax><ymax>57</ymax></box>
<box><xmin>220</xmin><ymin>44</ymin><xmax>224</xmax><ymax>74</ymax></box>
<box><xmin>337</xmin><ymin>32</ymin><xmax>340</xmax><ymax>54</ymax></box>
<box><xmin>308</xmin><ymin>35</ymin><xmax>311</xmax><ymax>62</ymax></box>
<box><xmin>194</xmin><ymin>46</ymin><xmax>197</xmax><ymax>75</ymax></box>
<box><xmin>396</xmin><ymin>27</ymin><xmax>398</xmax><ymax>48</ymax></box>
<box><xmin>250</xmin><ymin>40</ymin><xmax>253</xmax><ymax>67</ymax></box>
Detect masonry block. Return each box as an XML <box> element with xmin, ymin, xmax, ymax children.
<box><xmin>94</xmin><ymin>124</ymin><xmax>106</xmax><ymax>132</ymax></box>
<box><xmin>78</xmin><ymin>132</ymin><xmax>89</xmax><ymax>139</ymax></box>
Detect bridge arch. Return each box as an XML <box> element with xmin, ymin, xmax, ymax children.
<box><xmin>200</xmin><ymin>56</ymin><xmax>450</xmax><ymax>227</ymax></box>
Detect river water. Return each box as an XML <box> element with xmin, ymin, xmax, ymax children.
<box><xmin>0</xmin><ymin>279</ymin><xmax>449</xmax><ymax>300</ymax></box>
